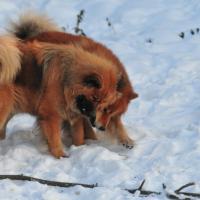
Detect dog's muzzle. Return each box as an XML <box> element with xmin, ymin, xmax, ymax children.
<box><xmin>76</xmin><ymin>95</ymin><xmax>96</xmax><ymax>125</ymax></box>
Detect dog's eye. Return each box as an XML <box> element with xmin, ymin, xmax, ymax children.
<box><xmin>103</xmin><ymin>108</ymin><xmax>109</xmax><ymax>114</ymax></box>
<box><xmin>83</xmin><ymin>75</ymin><xmax>101</xmax><ymax>89</ymax></box>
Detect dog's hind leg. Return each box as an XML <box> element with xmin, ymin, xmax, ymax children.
<box><xmin>0</xmin><ymin>85</ymin><xmax>14</xmax><ymax>140</ymax></box>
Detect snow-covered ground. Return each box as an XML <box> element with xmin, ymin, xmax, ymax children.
<box><xmin>0</xmin><ymin>0</ymin><xmax>200</xmax><ymax>199</ymax></box>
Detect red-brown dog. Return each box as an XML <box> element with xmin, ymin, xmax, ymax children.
<box><xmin>0</xmin><ymin>35</ymin><xmax>120</xmax><ymax>157</ymax></box>
<box><xmin>10</xmin><ymin>12</ymin><xmax>138</xmax><ymax>148</ymax></box>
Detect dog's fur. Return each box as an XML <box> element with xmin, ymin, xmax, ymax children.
<box><xmin>9</xmin><ymin>12</ymin><xmax>138</xmax><ymax>148</ymax></box>
<box><xmin>0</xmin><ymin>36</ymin><xmax>21</xmax><ymax>83</ymax></box>
<box><xmin>0</xmin><ymin>35</ymin><xmax>120</xmax><ymax>157</ymax></box>
<box><xmin>9</xmin><ymin>12</ymin><xmax>138</xmax><ymax>147</ymax></box>
<box><xmin>9</xmin><ymin>11</ymin><xmax>61</xmax><ymax>39</ymax></box>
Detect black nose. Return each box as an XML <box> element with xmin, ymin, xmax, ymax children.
<box><xmin>90</xmin><ymin>116</ymin><xmax>96</xmax><ymax>127</ymax></box>
<box><xmin>98</xmin><ymin>126</ymin><xmax>105</xmax><ymax>131</ymax></box>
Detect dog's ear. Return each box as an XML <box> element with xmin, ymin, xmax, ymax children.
<box><xmin>129</xmin><ymin>91</ymin><xmax>138</xmax><ymax>100</ymax></box>
<box><xmin>83</xmin><ymin>74</ymin><xmax>101</xmax><ymax>89</ymax></box>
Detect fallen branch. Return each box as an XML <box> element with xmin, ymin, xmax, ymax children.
<box><xmin>126</xmin><ymin>180</ymin><xmax>161</xmax><ymax>196</ymax></box>
<box><xmin>0</xmin><ymin>175</ymin><xmax>159</xmax><ymax>197</ymax></box>
<box><xmin>175</xmin><ymin>182</ymin><xmax>195</xmax><ymax>193</ymax></box>
<box><xmin>175</xmin><ymin>182</ymin><xmax>200</xmax><ymax>198</ymax></box>
<box><xmin>0</xmin><ymin>174</ymin><xmax>97</xmax><ymax>188</ymax></box>
<box><xmin>0</xmin><ymin>174</ymin><xmax>200</xmax><ymax>199</ymax></box>
<box><xmin>162</xmin><ymin>184</ymin><xmax>183</xmax><ymax>199</ymax></box>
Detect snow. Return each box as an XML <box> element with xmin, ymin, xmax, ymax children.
<box><xmin>0</xmin><ymin>0</ymin><xmax>200</xmax><ymax>199</ymax></box>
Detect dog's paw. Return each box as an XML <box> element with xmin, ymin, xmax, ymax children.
<box><xmin>62</xmin><ymin>152</ymin><xmax>70</xmax><ymax>158</ymax></box>
<box><xmin>121</xmin><ymin>137</ymin><xmax>134</xmax><ymax>149</ymax></box>
<box><xmin>51</xmin><ymin>147</ymin><xmax>69</xmax><ymax>158</ymax></box>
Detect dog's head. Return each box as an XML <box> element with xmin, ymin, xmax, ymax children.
<box><xmin>65</xmin><ymin>72</ymin><xmax>122</xmax><ymax>126</ymax></box>
<box><xmin>62</xmin><ymin>47</ymin><xmax>121</xmax><ymax>125</ymax></box>
<box><xmin>29</xmin><ymin>42</ymin><xmax>137</xmax><ymax>129</ymax></box>
<box><xmin>32</xmin><ymin>42</ymin><xmax>126</xmax><ymax>126</ymax></box>
<box><xmin>93</xmin><ymin>76</ymin><xmax>138</xmax><ymax>131</ymax></box>
<box><xmin>64</xmin><ymin>68</ymin><xmax>138</xmax><ymax>130</ymax></box>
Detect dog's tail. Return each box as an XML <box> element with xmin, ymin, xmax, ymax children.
<box><xmin>0</xmin><ymin>35</ymin><xmax>22</xmax><ymax>83</ymax></box>
<box><xmin>9</xmin><ymin>11</ymin><xmax>61</xmax><ymax>40</ymax></box>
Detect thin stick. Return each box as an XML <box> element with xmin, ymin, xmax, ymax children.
<box><xmin>0</xmin><ymin>174</ymin><xmax>97</xmax><ymax>188</ymax></box>
<box><xmin>138</xmin><ymin>179</ymin><xmax>145</xmax><ymax>190</ymax></box>
<box><xmin>162</xmin><ymin>184</ymin><xmax>181</xmax><ymax>200</ymax></box>
<box><xmin>177</xmin><ymin>192</ymin><xmax>200</xmax><ymax>198</ymax></box>
<box><xmin>1</xmin><ymin>174</ymin><xmax>200</xmax><ymax>199</ymax></box>
<box><xmin>175</xmin><ymin>182</ymin><xmax>195</xmax><ymax>193</ymax></box>
<box><xmin>126</xmin><ymin>179</ymin><xmax>161</xmax><ymax>196</ymax></box>
<box><xmin>174</xmin><ymin>182</ymin><xmax>200</xmax><ymax>198</ymax></box>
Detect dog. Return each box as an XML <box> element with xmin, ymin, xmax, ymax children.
<box><xmin>10</xmin><ymin>12</ymin><xmax>138</xmax><ymax>148</ymax></box>
<box><xmin>0</xmin><ymin>35</ymin><xmax>121</xmax><ymax>158</ymax></box>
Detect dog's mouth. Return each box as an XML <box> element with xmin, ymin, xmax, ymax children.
<box><xmin>96</xmin><ymin>125</ymin><xmax>105</xmax><ymax>131</ymax></box>
<box><xmin>75</xmin><ymin>95</ymin><xmax>107</xmax><ymax>131</ymax></box>
<box><xmin>75</xmin><ymin>95</ymin><xmax>96</xmax><ymax>126</ymax></box>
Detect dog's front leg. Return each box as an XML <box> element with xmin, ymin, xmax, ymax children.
<box><xmin>71</xmin><ymin>117</ymin><xmax>85</xmax><ymax>146</ymax></box>
<box><xmin>108</xmin><ymin>116</ymin><xmax>134</xmax><ymax>149</ymax></box>
<box><xmin>83</xmin><ymin>118</ymin><xmax>97</xmax><ymax>140</ymax></box>
<box><xmin>39</xmin><ymin>114</ymin><xmax>65</xmax><ymax>158</ymax></box>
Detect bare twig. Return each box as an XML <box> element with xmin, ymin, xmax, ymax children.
<box><xmin>138</xmin><ymin>179</ymin><xmax>145</xmax><ymax>190</ymax></box>
<box><xmin>163</xmin><ymin>184</ymin><xmax>182</xmax><ymax>199</ymax></box>
<box><xmin>175</xmin><ymin>182</ymin><xmax>195</xmax><ymax>193</ymax></box>
<box><xmin>74</xmin><ymin>9</ymin><xmax>86</xmax><ymax>36</ymax></box>
<box><xmin>177</xmin><ymin>192</ymin><xmax>200</xmax><ymax>198</ymax></box>
<box><xmin>1</xmin><ymin>174</ymin><xmax>200</xmax><ymax>199</ymax></box>
<box><xmin>175</xmin><ymin>182</ymin><xmax>200</xmax><ymax>198</ymax></box>
<box><xmin>0</xmin><ymin>174</ymin><xmax>97</xmax><ymax>188</ymax></box>
<box><xmin>126</xmin><ymin>179</ymin><xmax>161</xmax><ymax>196</ymax></box>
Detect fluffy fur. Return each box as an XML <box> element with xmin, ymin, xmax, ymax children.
<box><xmin>0</xmin><ymin>36</ymin><xmax>21</xmax><ymax>83</ymax></box>
<box><xmin>0</xmin><ymin>39</ymin><xmax>120</xmax><ymax>158</ymax></box>
<box><xmin>9</xmin><ymin>11</ymin><xmax>61</xmax><ymax>39</ymax></box>
<box><xmin>9</xmin><ymin>12</ymin><xmax>138</xmax><ymax>148</ymax></box>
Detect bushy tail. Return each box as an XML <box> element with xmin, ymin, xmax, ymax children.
<box><xmin>0</xmin><ymin>35</ymin><xmax>21</xmax><ymax>83</ymax></box>
<box><xmin>9</xmin><ymin>11</ymin><xmax>61</xmax><ymax>40</ymax></box>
